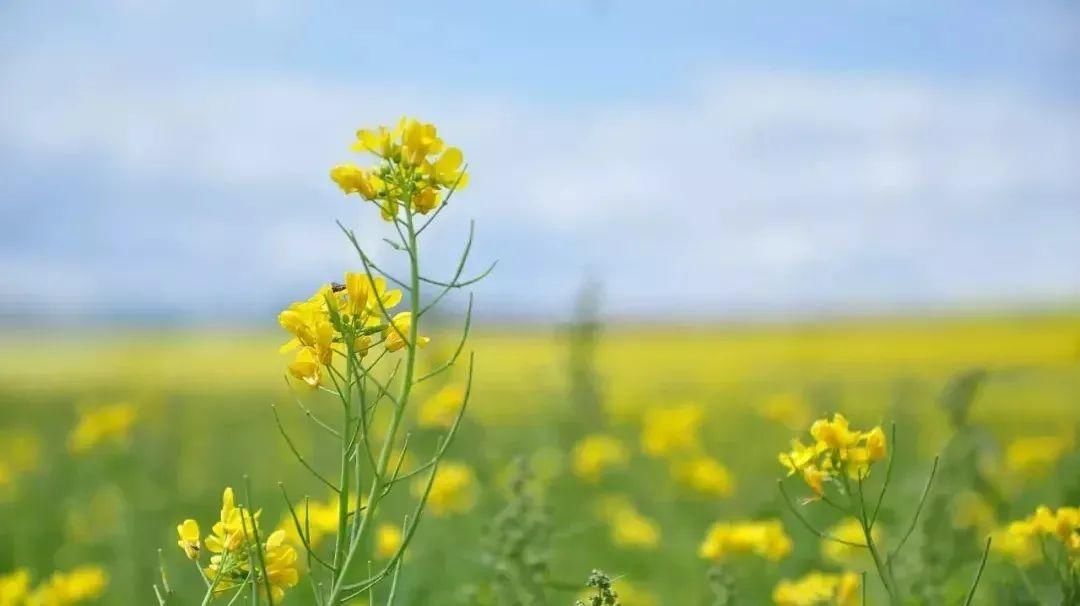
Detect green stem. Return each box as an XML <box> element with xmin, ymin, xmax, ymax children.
<box><xmin>327</xmin><ymin>196</ymin><xmax>422</xmax><ymax>605</ymax></box>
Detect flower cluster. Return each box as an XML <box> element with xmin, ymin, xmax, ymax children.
<box><xmin>772</xmin><ymin>571</ymin><xmax>860</xmax><ymax>606</ymax></box>
<box><xmin>778</xmin><ymin>414</ymin><xmax>887</xmax><ymax>497</ymax></box>
<box><xmin>991</xmin><ymin>505</ymin><xmax>1079</xmax><ymax>569</ymax></box>
<box><xmin>0</xmin><ymin>565</ymin><xmax>108</xmax><ymax>606</ymax></box>
<box><xmin>330</xmin><ymin>117</ymin><xmax>469</xmax><ymax>221</ymax></box>
<box><xmin>176</xmin><ymin>487</ymin><xmax>299</xmax><ymax>602</ymax></box>
<box><xmin>278</xmin><ymin>273</ymin><xmax>427</xmax><ymax>387</ymax></box>
<box><xmin>699</xmin><ymin>519</ymin><xmax>793</xmax><ymax>562</ymax></box>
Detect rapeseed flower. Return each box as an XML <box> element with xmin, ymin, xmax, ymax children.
<box><xmin>262</xmin><ymin>530</ymin><xmax>300</xmax><ymax>602</ymax></box>
<box><xmin>335</xmin><ymin>118</ymin><xmax>468</xmax><ymax>221</ymax></box>
<box><xmin>376</xmin><ymin>523</ymin><xmax>404</xmax><ymax>559</ymax></box>
<box><xmin>26</xmin><ymin>565</ymin><xmax>108</xmax><ymax>605</ymax></box>
<box><xmin>772</xmin><ymin>571</ymin><xmax>859</xmax><ymax>606</ymax></box>
<box><xmin>1004</xmin><ymin>434</ymin><xmax>1072</xmax><ymax>477</ymax></box>
<box><xmin>821</xmin><ymin>518</ymin><xmax>880</xmax><ymax>565</ymax></box>
<box><xmin>177</xmin><ymin>519</ymin><xmax>201</xmax><ymax>560</ymax></box>
<box><xmin>641</xmin><ymin>402</ymin><xmax>704</xmax><ymax>458</ymax></box>
<box><xmin>778</xmin><ymin>414</ymin><xmax>887</xmax><ymax>498</ymax></box>
<box><xmin>572</xmin><ymin>434</ymin><xmax>628</xmax><ymax>483</ymax></box>
<box><xmin>992</xmin><ymin>504</ymin><xmax>1079</xmax><ymax>570</ymax></box>
<box><xmin>417</xmin><ymin>385</ymin><xmax>464</xmax><ymax>429</ymax></box>
<box><xmin>0</xmin><ymin>569</ymin><xmax>30</xmax><ymax>606</ymax></box>
<box><xmin>415</xmin><ymin>461</ymin><xmax>477</xmax><ymax>517</ymax></box>
<box><xmin>671</xmin><ymin>455</ymin><xmax>735</xmax><ymax>498</ymax></box>
<box><xmin>68</xmin><ymin>403</ymin><xmax>137</xmax><ymax>454</ymax></box>
<box><xmin>384</xmin><ymin>312</ymin><xmax>429</xmax><ymax>353</ymax></box>
<box><xmin>699</xmin><ymin>519</ymin><xmax>793</xmax><ymax>562</ymax></box>
<box><xmin>595</xmin><ymin>496</ymin><xmax>661</xmax><ymax>550</ymax></box>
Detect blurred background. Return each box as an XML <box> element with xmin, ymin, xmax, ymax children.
<box><xmin>1</xmin><ymin>1</ymin><xmax>1079</xmax><ymax>604</ymax></box>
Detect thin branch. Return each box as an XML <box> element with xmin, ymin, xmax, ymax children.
<box><xmin>962</xmin><ymin>537</ymin><xmax>992</xmax><ymax>606</ymax></box>
<box><xmin>869</xmin><ymin>423</ymin><xmax>897</xmax><ymax>527</ymax></box>
<box><xmin>777</xmin><ymin>479</ymin><xmax>866</xmax><ymax>548</ymax></box>
<box><xmin>270</xmin><ymin>404</ymin><xmax>340</xmax><ymax>493</ymax></box>
<box><xmin>418</xmin><ymin>220</ymin><xmax>476</xmax><ymax>318</ymax></box>
<box><xmin>416</xmin><ymin>295</ymin><xmax>472</xmax><ymax>383</ymax></box>
<box><xmin>886</xmin><ymin>455</ymin><xmax>939</xmax><ymax>564</ymax></box>
<box><xmin>415</xmin><ymin>163</ymin><xmax>467</xmax><ymax>236</ymax></box>
<box><xmin>278</xmin><ymin>484</ymin><xmax>337</xmax><ymax>573</ymax></box>
<box><xmin>283</xmin><ymin>376</ymin><xmax>341</xmax><ymax>439</ymax></box>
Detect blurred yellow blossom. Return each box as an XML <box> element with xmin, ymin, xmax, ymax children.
<box><xmin>415</xmin><ymin>461</ymin><xmax>477</xmax><ymax>517</ymax></box>
<box><xmin>821</xmin><ymin>518</ymin><xmax>879</xmax><ymax>565</ymax></box>
<box><xmin>989</xmin><ymin>520</ymin><xmax>1042</xmax><ymax>568</ymax></box>
<box><xmin>26</xmin><ymin>565</ymin><xmax>108</xmax><ymax>605</ymax></box>
<box><xmin>641</xmin><ymin>402</ymin><xmax>704</xmax><ymax>458</ymax></box>
<box><xmin>596</xmin><ymin>496</ymin><xmax>660</xmax><ymax>550</ymax></box>
<box><xmin>572</xmin><ymin>434</ymin><xmax>629</xmax><ymax>483</ymax></box>
<box><xmin>772</xmin><ymin>571</ymin><xmax>860</xmax><ymax>606</ymax></box>
<box><xmin>699</xmin><ymin>519</ymin><xmax>793</xmax><ymax>562</ymax></box>
<box><xmin>1004</xmin><ymin>434</ymin><xmax>1072</xmax><ymax>477</ymax></box>
<box><xmin>68</xmin><ymin>403</ymin><xmax>137</xmax><ymax>454</ymax></box>
<box><xmin>760</xmin><ymin>393</ymin><xmax>812</xmax><ymax>430</ymax></box>
<box><xmin>418</xmin><ymin>385</ymin><xmax>464</xmax><ymax>429</ymax></box>
<box><xmin>0</xmin><ymin>569</ymin><xmax>30</xmax><ymax>606</ymax></box>
<box><xmin>376</xmin><ymin>523</ymin><xmax>403</xmax><ymax>559</ymax></box>
<box><xmin>671</xmin><ymin>455</ymin><xmax>735</xmax><ymax>498</ymax></box>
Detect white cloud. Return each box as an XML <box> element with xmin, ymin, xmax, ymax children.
<box><xmin>1</xmin><ymin>51</ymin><xmax>1078</xmax><ymax>318</ymax></box>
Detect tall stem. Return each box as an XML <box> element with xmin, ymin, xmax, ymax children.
<box><xmin>327</xmin><ymin>199</ymin><xmax>421</xmax><ymax>605</ymax></box>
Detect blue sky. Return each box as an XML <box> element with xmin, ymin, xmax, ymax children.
<box><xmin>1</xmin><ymin>1</ymin><xmax>1078</xmax><ymax>322</ymax></box>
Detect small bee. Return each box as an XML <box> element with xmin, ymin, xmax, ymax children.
<box><xmin>331</xmin><ymin>282</ymin><xmax>347</xmax><ymax>293</ymax></box>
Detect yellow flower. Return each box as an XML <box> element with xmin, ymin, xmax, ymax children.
<box><xmin>376</xmin><ymin>523</ymin><xmax>403</xmax><ymax>559</ymax></box>
<box><xmin>415</xmin><ymin>461</ymin><xmax>477</xmax><ymax>517</ymax></box>
<box><xmin>571</xmin><ymin>434</ymin><xmax>628</xmax><ymax>483</ymax></box>
<box><xmin>671</xmin><ymin>455</ymin><xmax>735</xmax><ymax>498</ymax></box>
<box><xmin>1005</xmin><ymin>434</ymin><xmax>1072</xmax><ymax>477</ymax></box>
<box><xmin>699</xmin><ymin>519</ymin><xmax>793</xmax><ymax>562</ymax></box>
<box><xmin>810</xmin><ymin>413</ymin><xmax>860</xmax><ymax>450</ymax></box>
<box><xmin>779</xmin><ymin>415</ymin><xmax>887</xmax><ymax>496</ymax></box>
<box><xmin>68</xmin><ymin>403</ymin><xmax>138</xmax><ymax>454</ymax></box>
<box><xmin>399</xmin><ymin>118</ymin><xmax>444</xmax><ymax>167</ymax></box>
<box><xmin>262</xmin><ymin>530</ymin><xmax>299</xmax><ymax>602</ymax></box>
<box><xmin>343</xmin><ymin>274</ymin><xmax>403</xmax><ymax>318</ymax></box>
<box><xmin>641</xmin><ymin>402</ymin><xmax>704</xmax><ymax>458</ymax></box>
<box><xmin>205</xmin><ymin>487</ymin><xmax>260</xmax><ymax>556</ymax></box>
<box><xmin>353</xmin><ymin>125</ymin><xmax>397</xmax><ymax>158</ymax></box>
<box><xmin>330</xmin><ymin>164</ymin><xmax>380</xmax><ymax>200</ymax></box>
<box><xmin>821</xmin><ymin>518</ymin><xmax>880</xmax><ymax>565</ymax></box>
<box><xmin>278</xmin><ymin>496</ymin><xmax>340</xmax><ymax>549</ymax></box>
<box><xmin>384</xmin><ymin>312</ymin><xmax>429</xmax><ymax>353</ymax></box>
<box><xmin>412</xmin><ymin>186</ymin><xmax>440</xmax><ymax>214</ymax></box>
<box><xmin>177</xmin><ymin>519</ymin><xmax>201</xmax><ymax>560</ymax></box>
<box><xmin>772</xmin><ymin>571</ymin><xmax>860</xmax><ymax>606</ymax></box>
<box><xmin>418</xmin><ymin>385</ymin><xmax>465</xmax><ymax>429</ymax></box>
<box><xmin>990</xmin><ymin>520</ymin><xmax>1042</xmax><ymax>567</ymax></box>
<box><xmin>760</xmin><ymin>393</ymin><xmax>812</xmax><ymax>430</ymax></box>
<box><xmin>0</xmin><ymin>569</ymin><xmax>30</xmax><ymax>606</ymax></box>
<box><xmin>864</xmin><ymin>426</ymin><xmax>887</xmax><ymax>462</ymax></box>
<box><xmin>27</xmin><ymin>566</ymin><xmax>109</xmax><ymax>605</ymax></box>
<box><xmin>287</xmin><ymin>347</ymin><xmax>323</xmax><ymax>388</ymax></box>
<box><xmin>595</xmin><ymin>497</ymin><xmax>661</xmax><ymax>550</ymax></box>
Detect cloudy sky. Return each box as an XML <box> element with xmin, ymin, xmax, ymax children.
<box><xmin>1</xmin><ymin>1</ymin><xmax>1078</xmax><ymax>322</ymax></box>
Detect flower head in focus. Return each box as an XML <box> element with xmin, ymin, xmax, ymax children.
<box><xmin>778</xmin><ymin>414</ymin><xmax>887</xmax><ymax>499</ymax></box>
